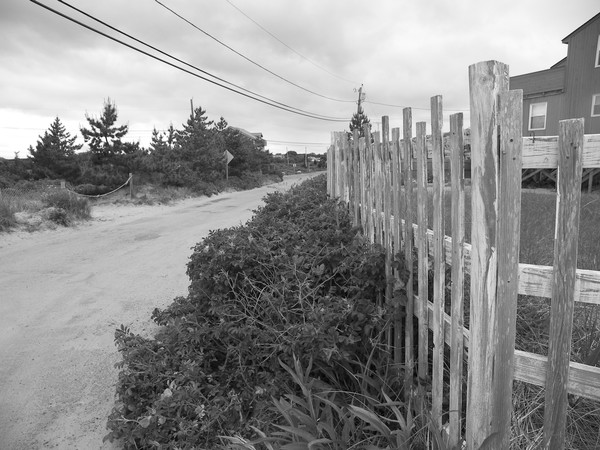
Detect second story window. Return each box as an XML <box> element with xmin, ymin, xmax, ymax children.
<box><xmin>592</xmin><ymin>94</ymin><xmax>600</xmax><ymax>117</ymax></box>
<box><xmin>529</xmin><ymin>102</ymin><xmax>547</xmax><ymax>131</ymax></box>
<box><xmin>596</xmin><ymin>35</ymin><xmax>600</xmax><ymax>67</ymax></box>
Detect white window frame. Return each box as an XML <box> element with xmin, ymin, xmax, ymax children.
<box><xmin>596</xmin><ymin>35</ymin><xmax>600</xmax><ymax>68</ymax></box>
<box><xmin>592</xmin><ymin>94</ymin><xmax>600</xmax><ymax>117</ymax></box>
<box><xmin>528</xmin><ymin>102</ymin><xmax>547</xmax><ymax>131</ymax></box>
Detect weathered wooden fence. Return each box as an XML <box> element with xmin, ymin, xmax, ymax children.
<box><xmin>327</xmin><ymin>60</ymin><xmax>600</xmax><ymax>449</ymax></box>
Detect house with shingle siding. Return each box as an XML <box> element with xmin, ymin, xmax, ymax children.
<box><xmin>510</xmin><ymin>12</ymin><xmax>600</xmax><ymax>137</ymax></box>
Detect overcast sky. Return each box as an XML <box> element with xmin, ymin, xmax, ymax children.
<box><xmin>1</xmin><ymin>0</ymin><xmax>598</xmax><ymax>159</ymax></box>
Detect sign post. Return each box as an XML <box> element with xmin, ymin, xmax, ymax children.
<box><xmin>224</xmin><ymin>150</ymin><xmax>234</xmax><ymax>180</ymax></box>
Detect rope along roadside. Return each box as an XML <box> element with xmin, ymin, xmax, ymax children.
<box><xmin>66</xmin><ymin>174</ymin><xmax>132</xmax><ymax>198</ymax></box>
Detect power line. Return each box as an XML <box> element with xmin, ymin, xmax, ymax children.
<box><xmin>54</xmin><ymin>0</ymin><xmax>345</xmax><ymax>121</ymax></box>
<box><xmin>30</xmin><ymin>0</ymin><xmax>349</xmax><ymax>123</ymax></box>
<box><xmin>154</xmin><ymin>0</ymin><xmax>355</xmax><ymax>104</ymax></box>
<box><xmin>364</xmin><ymin>100</ymin><xmax>468</xmax><ymax>113</ymax></box>
<box><xmin>267</xmin><ymin>139</ymin><xmax>329</xmax><ymax>145</ymax></box>
<box><xmin>224</xmin><ymin>0</ymin><xmax>358</xmax><ymax>86</ymax></box>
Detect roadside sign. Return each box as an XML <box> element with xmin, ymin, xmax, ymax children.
<box><xmin>224</xmin><ymin>150</ymin><xmax>234</xmax><ymax>164</ymax></box>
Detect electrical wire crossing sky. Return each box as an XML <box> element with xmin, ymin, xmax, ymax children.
<box><xmin>1</xmin><ymin>0</ymin><xmax>598</xmax><ymax>157</ymax></box>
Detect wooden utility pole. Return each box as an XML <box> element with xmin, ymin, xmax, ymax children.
<box><xmin>190</xmin><ymin>98</ymin><xmax>194</xmax><ymax>119</ymax></box>
<box><xmin>356</xmin><ymin>84</ymin><xmax>364</xmax><ymax>114</ymax></box>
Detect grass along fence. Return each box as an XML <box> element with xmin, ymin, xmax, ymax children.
<box><xmin>327</xmin><ymin>60</ymin><xmax>600</xmax><ymax>449</ymax></box>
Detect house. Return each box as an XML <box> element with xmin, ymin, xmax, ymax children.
<box><xmin>228</xmin><ymin>126</ymin><xmax>265</xmax><ymax>148</ymax></box>
<box><xmin>510</xmin><ymin>12</ymin><xmax>600</xmax><ymax>136</ymax></box>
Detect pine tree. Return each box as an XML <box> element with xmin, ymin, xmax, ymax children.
<box><xmin>214</xmin><ymin>117</ymin><xmax>228</xmax><ymax>132</ymax></box>
<box><xmin>149</xmin><ymin>128</ymin><xmax>168</xmax><ymax>154</ymax></box>
<box><xmin>349</xmin><ymin>105</ymin><xmax>371</xmax><ymax>138</ymax></box>
<box><xmin>29</xmin><ymin>116</ymin><xmax>82</xmax><ymax>179</ymax></box>
<box><xmin>80</xmin><ymin>98</ymin><xmax>131</xmax><ymax>160</ymax></box>
<box><xmin>174</xmin><ymin>107</ymin><xmax>224</xmax><ymax>181</ymax></box>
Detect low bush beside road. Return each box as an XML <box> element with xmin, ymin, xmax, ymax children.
<box><xmin>105</xmin><ymin>174</ymin><xmax>390</xmax><ymax>448</ymax></box>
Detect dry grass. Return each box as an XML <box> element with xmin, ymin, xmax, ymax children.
<box><xmin>0</xmin><ymin>185</ymin><xmax>91</xmax><ymax>232</ymax></box>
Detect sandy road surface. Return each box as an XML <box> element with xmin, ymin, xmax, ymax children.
<box><xmin>0</xmin><ymin>173</ymin><xmax>319</xmax><ymax>449</ymax></box>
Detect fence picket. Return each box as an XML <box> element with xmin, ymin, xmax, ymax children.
<box><xmin>466</xmin><ymin>60</ymin><xmax>508</xmax><ymax>450</ymax></box>
<box><xmin>415</xmin><ymin>121</ymin><xmax>429</xmax><ymax>382</ymax></box>
<box><xmin>430</xmin><ymin>96</ymin><xmax>446</xmax><ymax>430</ymax></box>
<box><xmin>493</xmin><ymin>88</ymin><xmax>523</xmax><ymax>448</ymax></box>
<box><xmin>341</xmin><ymin>132</ymin><xmax>350</xmax><ymax>205</ymax></box>
<box><xmin>391</xmin><ymin>127</ymin><xmax>402</xmax><ymax>257</ymax></box>
<box><xmin>365</xmin><ymin>126</ymin><xmax>374</xmax><ymax>243</ymax></box>
<box><xmin>448</xmin><ymin>112</ymin><xmax>465</xmax><ymax>448</ymax></box>
<box><xmin>543</xmin><ymin>118</ymin><xmax>585</xmax><ymax>449</ymax></box>
<box><xmin>352</xmin><ymin>129</ymin><xmax>360</xmax><ymax>226</ymax></box>
<box><xmin>373</xmin><ymin>132</ymin><xmax>383</xmax><ymax>246</ymax></box>
<box><xmin>402</xmin><ymin>109</ymin><xmax>415</xmax><ymax>396</ymax></box>
<box><xmin>391</xmin><ymin>127</ymin><xmax>403</xmax><ymax>365</ymax></box>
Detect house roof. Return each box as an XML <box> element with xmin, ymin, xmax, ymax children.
<box><xmin>550</xmin><ymin>57</ymin><xmax>567</xmax><ymax>69</ymax></box>
<box><xmin>510</xmin><ymin>66</ymin><xmax>565</xmax><ymax>96</ymax></box>
<box><xmin>229</xmin><ymin>126</ymin><xmax>263</xmax><ymax>141</ymax></box>
<box><xmin>562</xmin><ymin>12</ymin><xmax>600</xmax><ymax>44</ymax></box>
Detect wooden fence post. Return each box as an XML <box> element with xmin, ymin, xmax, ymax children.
<box><xmin>430</xmin><ymin>95</ymin><xmax>445</xmax><ymax>430</ymax></box>
<box><xmin>332</xmin><ymin>132</ymin><xmax>340</xmax><ymax>199</ymax></box>
<box><xmin>382</xmin><ymin>117</ymin><xmax>395</xmax><ymax>340</ymax></box>
<box><xmin>466</xmin><ymin>60</ymin><xmax>512</xmax><ymax>450</ymax></box>
<box><xmin>542</xmin><ymin>118</ymin><xmax>584</xmax><ymax>449</ymax></box>
<box><xmin>327</xmin><ymin>142</ymin><xmax>332</xmax><ymax>197</ymax></box>
<box><xmin>448</xmin><ymin>112</ymin><xmax>465</xmax><ymax>448</ymax></box>
<box><xmin>129</xmin><ymin>173</ymin><xmax>134</xmax><ymax>198</ymax></box>
<box><xmin>391</xmin><ymin>126</ymin><xmax>403</xmax><ymax>366</ymax></box>
<box><xmin>359</xmin><ymin>135</ymin><xmax>367</xmax><ymax>232</ymax></box>
<box><xmin>391</xmin><ymin>127</ymin><xmax>401</xmax><ymax>260</ymax></box>
<box><xmin>364</xmin><ymin>125</ymin><xmax>375</xmax><ymax>243</ymax></box>
<box><xmin>373</xmin><ymin>132</ymin><xmax>383</xmax><ymax>245</ymax></box>
<box><xmin>486</xmin><ymin>88</ymin><xmax>523</xmax><ymax>449</ymax></box>
<box><xmin>352</xmin><ymin>129</ymin><xmax>361</xmax><ymax>227</ymax></box>
<box><xmin>328</xmin><ymin>132</ymin><xmax>336</xmax><ymax>198</ymax></box>
<box><xmin>402</xmin><ymin>108</ymin><xmax>415</xmax><ymax>396</ymax></box>
<box><xmin>339</xmin><ymin>132</ymin><xmax>347</xmax><ymax>203</ymax></box>
<box><xmin>415</xmin><ymin>121</ymin><xmax>429</xmax><ymax>382</ymax></box>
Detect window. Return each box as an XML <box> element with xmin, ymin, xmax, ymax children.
<box><xmin>529</xmin><ymin>102</ymin><xmax>547</xmax><ymax>131</ymax></box>
<box><xmin>592</xmin><ymin>94</ymin><xmax>600</xmax><ymax>117</ymax></box>
<box><xmin>596</xmin><ymin>35</ymin><xmax>600</xmax><ymax>67</ymax></box>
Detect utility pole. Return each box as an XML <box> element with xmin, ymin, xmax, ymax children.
<box><xmin>190</xmin><ymin>98</ymin><xmax>194</xmax><ymax>119</ymax></box>
<box><xmin>304</xmin><ymin>146</ymin><xmax>308</xmax><ymax>169</ymax></box>
<box><xmin>356</xmin><ymin>84</ymin><xmax>364</xmax><ymax>115</ymax></box>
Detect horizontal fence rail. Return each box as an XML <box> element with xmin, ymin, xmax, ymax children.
<box><xmin>327</xmin><ymin>60</ymin><xmax>600</xmax><ymax>449</ymax></box>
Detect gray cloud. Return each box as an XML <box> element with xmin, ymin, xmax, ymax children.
<box><xmin>1</xmin><ymin>0</ymin><xmax>598</xmax><ymax>158</ymax></box>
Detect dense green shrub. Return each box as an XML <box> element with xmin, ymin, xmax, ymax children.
<box><xmin>42</xmin><ymin>190</ymin><xmax>91</xmax><ymax>220</ymax></box>
<box><xmin>106</xmin><ymin>175</ymin><xmax>388</xmax><ymax>449</ymax></box>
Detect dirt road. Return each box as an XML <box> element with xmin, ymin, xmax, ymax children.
<box><xmin>0</xmin><ymin>173</ymin><xmax>319</xmax><ymax>449</ymax></box>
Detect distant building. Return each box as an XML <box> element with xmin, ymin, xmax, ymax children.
<box><xmin>510</xmin><ymin>12</ymin><xmax>600</xmax><ymax>136</ymax></box>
